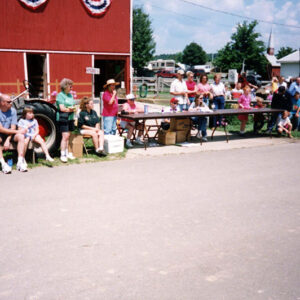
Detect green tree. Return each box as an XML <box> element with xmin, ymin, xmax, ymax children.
<box><xmin>154</xmin><ymin>52</ymin><xmax>183</xmax><ymax>63</ymax></box>
<box><xmin>181</xmin><ymin>42</ymin><xmax>207</xmax><ymax>66</ymax></box>
<box><xmin>133</xmin><ymin>8</ymin><xmax>156</xmax><ymax>75</ymax></box>
<box><xmin>276</xmin><ymin>47</ymin><xmax>296</xmax><ymax>59</ymax></box>
<box><xmin>214</xmin><ymin>21</ymin><xmax>268</xmax><ymax>77</ymax></box>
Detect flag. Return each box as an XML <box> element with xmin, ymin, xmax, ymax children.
<box><xmin>80</xmin><ymin>0</ymin><xmax>111</xmax><ymax>16</ymax></box>
<box><xmin>18</xmin><ymin>0</ymin><xmax>48</xmax><ymax>10</ymax></box>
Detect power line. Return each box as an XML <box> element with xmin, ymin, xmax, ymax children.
<box><xmin>180</xmin><ymin>0</ymin><xmax>300</xmax><ymax>29</ymax></box>
<box><xmin>134</xmin><ymin>0</ymin><xmax>234</xmax><ymax>29</ymax></box>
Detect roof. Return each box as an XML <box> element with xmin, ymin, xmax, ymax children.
<box><xmin>278</xmin><ymin>50</ymin><xmax>300</xmax><ymax>63</ymax></box>
<box><xmin>265</xmin><ymin>54</ymin><xmax>280</xmax><ymax>67</ymax></box>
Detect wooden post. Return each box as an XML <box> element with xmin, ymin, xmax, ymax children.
<box><xmin>16</xmin><ymin>79</ymin><xmax>21</xmax><ymax>94</ymax></box>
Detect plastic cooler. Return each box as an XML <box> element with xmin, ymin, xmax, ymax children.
<box><xmin>104</xmin><ymin>135</ymin><xmax>124</xmax><ymax>154</ymax></box>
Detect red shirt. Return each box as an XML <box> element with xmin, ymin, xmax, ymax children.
<box><xmin>186</xmin><ymin>80</ymin><xmax>196</xmax><ymax>98</ymax></box>
<box><xmin>102</xmin><ymin>90</ymin><xmax>118</xmax><ymax>117</ymax></box>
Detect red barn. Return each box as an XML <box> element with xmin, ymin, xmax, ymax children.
<box><xmin>0</xmin><ymin>0</ymin><xmax>132</xmax><ymax>99</ymax></box>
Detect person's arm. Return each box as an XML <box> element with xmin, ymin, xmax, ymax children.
<box><xmin>296</xmin><ymin>106</ymin><xmax>300</xmax><ymax>118</ymax></box>
<box><xmin>57</xmin><ymin>93</ymin><xmax>75</xmax><ymax>113</ymax></box>
<box><xmin>238</xmin><ymin>95</ymin><xmax>244</xmax><ymax>108</ymax></box>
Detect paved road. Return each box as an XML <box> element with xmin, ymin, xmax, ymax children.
<box><xmin>0</xmin><ymin>143</ymin><xmax>299</xmax><ymax>300</ymax></box>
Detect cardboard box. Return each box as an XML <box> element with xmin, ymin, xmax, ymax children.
<box><xmin>170</xmin><ymin>118</ymin><xmax>191</xmax><ymax>131</ymax></box>
<box><xmin>176</xmin><ymin>130</ymin><xmax>191</xmax><ymax>143</ymax></box>
<box><xmin>104</xmin><ymin>135</ymin><xmax>124</xmax><ymax>154</ymax></box>
<box><xmin>68</xmin><ymin>134</ymin><xmax>83</xmax><ymax>158</ymax></box>
<box><xmin>158</xmin><ymin>130</ymin><xmax>176</xmax><ymax>145</ymax></box>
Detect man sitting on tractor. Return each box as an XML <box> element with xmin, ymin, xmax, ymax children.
<box><xmin>0</xmin><ymin>94</ymin><xmax>28</xmax><ymax>173</ymax></box>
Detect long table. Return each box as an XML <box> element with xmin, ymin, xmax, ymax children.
<box><xmin>119</xmin><ymin>108</ymin><xmax>284</xmax><ymax>148</ymax></box>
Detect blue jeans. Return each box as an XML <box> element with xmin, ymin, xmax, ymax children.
<box><xmin>289</xmin><ymin>114</ymin><xmax>300</xmax><ymax>130</ymax></box>
<box><xmin>213</xmin><ymin>96</ymin><xmax>225</xmax><ymax>127</ymax></box>
<box><xmin>188</xmin><ymin>97</ymin><xmax>195</xmax><ymax>105</ymax></box>
<box><xmin>192</xmin><ymin>117</ymin><xmax>207</xmax><ymax>137</ymax></box>
<box><xmin>103</xmin><ymin>116</ymin><xmax>117</xmax><ymax>135</ymax></box>
<box><xmin>178</xmin><ymin>104</ymin><xmax>188</xmax><ymax>112</ymax></box>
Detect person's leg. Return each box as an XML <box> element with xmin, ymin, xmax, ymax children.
<box><xmin>267</xmin><ymin>113</ymin><xmax>278</xmax><ymax>131</ymax></box>
<box><xmin>23</xmin><ymin>136</ymin><xmax>30</xmax><ymax>158</ymax></box>
<box><xmin>200</xmin><ymin>117</ymin><xmax>207</xmax><ymax>137</ymax></box>
<box><xmin>240</xmin><ymin>120</ymin><xmax>246</xmax><ymax>133</ymax></box>
<box><xmin>33</xmin><ymin>135</ymin><xmax>52</xmax><ymax>157</ymax></box>
<box><xmin>288</xmin><ymin>124</ymin><xmax>293</xmax><ymax>138</ymax></box>
<box><xmin>126</xmin><ymin>123</ymin><xmax>134</xmax><ymax>140</ymax></box>
<box><xmin>82</xmin><ymin>130</ymin><xmax>99</xmax><ymax>149</ymax></box>
<box><xmin>97</xmin><ymin>130</ymin><xmax>104</xmax><ymax>150</ymax></box>
<box><xmin>103</xmin><ymin>116</ymin><xmax>113</xmax><ymax>135</ymax></box>
<box><xmin>14</xmin><ymin>133</ymin><xmax>25</xmax><ymax>158</ymax></box>
<box><xmin>219</xmin><ymin>96</ymin><xmax>225</xmax><ymax>125</ymax></box>
<box><xmin>112</xmin><ymin>116</ymin><xmax>117</xmax><ymax>135</ymax></box>
<box><xmin>178</xmin><ymin>104</ymin><xmax>184</xmax><ymax>112</ymax></box>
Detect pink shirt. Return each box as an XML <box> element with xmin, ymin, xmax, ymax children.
<box><xmin>102</xmin><ymin>90</ymin><xmax>118</xmax><ymax>117</ymax></box>
<box><xmin>197</xmin><ymin>83</ymin><xmax>211</xmax><ymax>94</ymax></box>
<box><xmin>186</xmin><ymin>80</ymin><xmax>196</xmax><ymax>98</ymax></box>
<box><xmin>121</xmin><ymin>101</ymin><xmax>144</xmax><ymax>122</ymax></box>
<box><xmin>238</xmin><ymin>94</ymin><xmax>251</xmax><ymax>109</ymax></box>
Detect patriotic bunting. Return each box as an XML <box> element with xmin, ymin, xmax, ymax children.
<box><xmin>80</xmin><ymin>0</ymin><xmax>111</xmax><ymax>16</ymax></box>
<box><xmin>18</xmin><ymin>0</ymin><xmax>48</xmax><ymax>10</ymax></box>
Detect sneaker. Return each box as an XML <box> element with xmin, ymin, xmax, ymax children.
<box><xmin>96</xmin><ymin>150</ymin><xmax>107</xmax><ymax>157</ymax></box>
<box><xmin>196</xmin><ymin>131</ymin><xmax>201</xmax><ymax>139</ymax></box>
<box><xmin>67</xmin><ymin>152</ymin><xmax>76</xmax><ymax>160</ymax></box>
<box><xmin>126</xmin><ymin>140</ymin><xmax>133</xmax><ymax>148</ymax></box>
<box><xmin>1</xmin><ymin>163</ymin><xmax>12</xmax><ymax>174</ymax></box>
<box><xmin>16</xmin><ymin>161</ymin><xmax>28</xmax><ymax>172</ymax></box>
<box><xmin>46</xmin><ymin>155</ymin><xmax>54</xmax><ymax>162</ymax></box>
<box><xmin>60</xmin><ymin>155</ymin><xmax>68</xmax><ymax>163</ymax></box>
<box><xmin>134</xmin><ymin>138</ymin><xmax>144</xmax><ymax>145</ymax></box>
<box><xmin>202</xmin><ymin>137</ymin><xmax>208</xmax><ymax>142</ymax></box>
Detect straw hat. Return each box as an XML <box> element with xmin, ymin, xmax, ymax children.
<box><xmin>103</xmin><ymin>79</ymin><xmax>120</xmax><ymax>88</ymax></box>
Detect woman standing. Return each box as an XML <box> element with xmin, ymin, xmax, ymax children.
<box><xmin>186</xmin><ymin>71</ymin><xmax>197</xmax><ymax>104</ymax></box>
<box><xmin>210</xmin><ymin>74</ymin><xmax>226</xmax><ymax>128</ymax></box>
<box><xmin>102</xmin><ymin>79</ymin><xmax>119</xmax><ymax>135</ymax></box>
<box><xmin>197</xmin><ymin>74</ymin><xmax>212</xmax><ymax>105</ymax></box>
<box><xmin>56</xmin><ymin>78</ymin><xmax>76</xmax><ymax>163</ymax></box>
<box><xmin>78</xmin><ymin>97</ymin><xmax>106</xmax><ymax>155</ymax></box>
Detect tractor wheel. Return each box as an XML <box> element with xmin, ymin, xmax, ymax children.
<box><xmin>25</xmin><ymin>101</ymin><xmax>61</xmax><ymax>157</ymax></box>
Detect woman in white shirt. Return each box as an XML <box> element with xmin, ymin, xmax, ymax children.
<box><xmin>210</xmin><ymin>74</ymin><xmax>226</xmax><ymax>128</ymax></box>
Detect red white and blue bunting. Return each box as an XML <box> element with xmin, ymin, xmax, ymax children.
<box><xmin>18</xmin><ymin>0</ymin><xmax>48</xmax><ymax>10</ymax></box>
<box><xmin>80</xmin><ymin>0</ymin><xmax>111</xmax><ymax>16</ymax></box>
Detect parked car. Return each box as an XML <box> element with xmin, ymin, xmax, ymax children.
<box><xmin>155</xmin><ymin>70</ymin><xmax>177</xmax><ymax>78</ymax></box>
<box><xmin>186</xmin><ymin>68</ymin><xmax>206</xmax><ymax>78</ymax></box>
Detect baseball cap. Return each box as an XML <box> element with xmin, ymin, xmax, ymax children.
<box><xmin>126</xmin><ymin>93</ymin><xmax>136</xmax><ymax>100</ymax></box>
<box><xmin>170</xmin><ymin>97</ymin><xmax>178</xmax><ymax>104</ymax></box>
<box><xmin>177</xmin><ymin>69</ymin><xmax>184</xmax><ymax>75</ymax></box>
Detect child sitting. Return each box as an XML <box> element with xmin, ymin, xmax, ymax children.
<box><xmin>253</xmin><ymin>97</ymin><xmax>265</xmax><ymax>134</ymax></box>
<box><xmin>189</xmin><ymin>94</ymin><xmax>212</xmax><ymax>141</ymax></box>
<box><xmin>277</xmin><ymin>110</ymin><xmax>293</xmax><ymax>138</ymax></box>
<box><xmin>18</xmin><ymin>107</ymin><xmax>54</xmax><ymax>162</ymax></box>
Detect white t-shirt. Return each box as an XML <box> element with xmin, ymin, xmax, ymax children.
<box><xmin>210</xmin><ymin>82</ymin><xmax>226</xmax><ymax>97</ymax></box>
<box><xmin>277</xmin><ymin>117</ymin><xmax>291</xmax><ymax>128</ymax></box>
<box><xmin>170</xmin><ymin>79</ymin><xmax>188</xmax><ymax>104</ymax></box>
<box><xmin>189</xmin><ymin>102</ymin><xmax>212</xmax><ymax>112</ymax></box>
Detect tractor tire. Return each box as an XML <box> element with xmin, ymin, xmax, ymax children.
<box><xmin>24</xmin><ymin>101</ymin><xmax>61</xmax><ymax>157</ymax></box>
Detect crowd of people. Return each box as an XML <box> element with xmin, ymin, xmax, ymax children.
<box><xmin>1</xmin><ymin>74</ymin><xmax>299</xmax><ymax>174</ymax></box>
<box><xmin>170</xmin><ymin>70</ymin><xmax>300</xmax><ymax>137</ymax></box>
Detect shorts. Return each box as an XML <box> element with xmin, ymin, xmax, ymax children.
<box><xmin>59</xmin><ymin>120</ymin><xmax>75</xmax><ymax>133</ymax></box>
<box><xmin>0</xmin><ymin>133</ymin><xmax>15</xmax><ymax>144</ymax></box>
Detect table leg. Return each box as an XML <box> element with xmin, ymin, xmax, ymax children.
<box><xmin>224</xmin><ymin>125</ymin><xmax>229</xmax><ymax>143</ymax></box>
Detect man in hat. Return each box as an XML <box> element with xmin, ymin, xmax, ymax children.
<box><xmin>170</xmin><ymin>70</ymin><xmax>189</xmax><ymax>111</ymax></box>
<box><xmin>102</xmin><ymin>79</ymin><xmax>119</xmax><ymax>135</ymax></box>
<box><xmin>120</xmin><ymin>93</ymin><xmax>144</xmax><ymax>148</ymax></box>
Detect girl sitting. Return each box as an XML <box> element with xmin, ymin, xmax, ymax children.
<box><xmin>189</xmin><ymin>94</ymin><xmax>212</xmax><ymax>141</ymax></box>
<box><xmin>18</xmin><ymin>107</ymin><xmax>54</xmax><ymax>162</ymax></box>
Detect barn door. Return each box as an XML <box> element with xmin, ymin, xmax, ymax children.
<box><xmin>26</xmin><ymin>54</ymin><xmax>48</xmax><ymax>98</ymax></box>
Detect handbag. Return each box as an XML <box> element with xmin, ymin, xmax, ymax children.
<box><xmin>59</xmin><ymin>112</ymin><xmax>69</xmax><ymax>123</ymax></box>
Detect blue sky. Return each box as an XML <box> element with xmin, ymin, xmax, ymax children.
<box><xmin>133</xmin><ymin>0</ymin><xmax>300</xmax><ymax>55</ymax></box>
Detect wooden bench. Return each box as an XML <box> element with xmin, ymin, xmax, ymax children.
<box><xmin>7</xmin><ymin>140</ymin><xmax>39</xmax><ymax>164</ymax></box>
